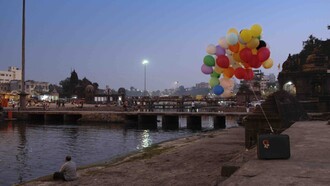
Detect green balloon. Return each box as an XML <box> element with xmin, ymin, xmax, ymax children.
<box><xmin>210</xmin><ymin>71</ymin><xmax>220</xmax><ymax>78</ymax></box>
<box><xmin>203</xmin><ymin>55</ymin><xmax>215</xmax><ymax>66</ymax></box>
<box><xmin>209</xmin><ymin>77</ymin><xmax>219</xmax><ymax>88</ymax></box>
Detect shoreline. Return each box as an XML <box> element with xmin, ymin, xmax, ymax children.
<box><xmin>18</xmin><ymin>126</ymin><xmax>250</xmax><ymax>186</ymax></box>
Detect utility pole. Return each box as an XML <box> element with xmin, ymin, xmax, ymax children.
<box><xmin>19</xmin><ymin>0</ymin><xmax>27</xmax><ymax>109</ymax></box>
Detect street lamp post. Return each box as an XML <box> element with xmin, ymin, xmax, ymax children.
<box><xmin>142</xmin><ymin>60</ymin><xmax>149</xmax><ymax>96</ymax></box>
<box><xmin>19</xmin><ymin>0</ymin><xmax>27</xmax><ymax>110</ymax></box>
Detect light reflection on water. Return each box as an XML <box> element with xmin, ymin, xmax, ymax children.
<box><xmin>0</xmin><ymin>116</ymin><xmax>214</xmax><ymax>186</ymax></box>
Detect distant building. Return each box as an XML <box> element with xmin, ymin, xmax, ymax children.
<box><xmin>9</xmin><ymin>80</ymin><xmax>21</xmax><ymax>92</ymax></box>
<box><xmin>260</xmin><ymin>75</ymin><xmax>269</xmax><ymax>94</ymax></box>
<box><xmin>0</xmin><ymin>66</ymin><xmax>22</xmax><ymax>83</ymax></box>
<box><xmin>195</xmin><ymin>82</ymin><xmax>209</xmax><ymax>89</ymax></box>
<box><xmin>243</xmin><ymin>70</ymin><xmax>264</xmax><ymax>93</ymax></box>
<box><xmin>25</xmin><ymin>80</ymin><xmax>49</xmax><ymax>95</ymax></box>
<box><xmin>268</xmin><ymin>73</ymin><xmax>276</xmax><ymax>83</ymax></box>
<box><xmin>0</xmin><ymin>83</ymin><xmax>10</xmax><ymax>93</ymax></box>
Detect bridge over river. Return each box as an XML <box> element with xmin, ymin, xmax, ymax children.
<box><xmin>11</xmin><ymin>110</ymin><xmax>251</xmax><ymax>130</ymax></box>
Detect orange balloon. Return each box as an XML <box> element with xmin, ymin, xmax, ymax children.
<box><xmin>233</xmin><ymin>52</ymin><xmax>242</xmax><ymax>62</ymax></box>
<box><xmin>229</xmin><ymin>43</ymin><xmax>240</xmax><ymax>53</ymax></box>
<box><xmin>223</xmin><ymin>67</ymin><xmax>234</xmax><ymax>78</ymax></box>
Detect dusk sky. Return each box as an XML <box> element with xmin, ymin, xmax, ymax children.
<box><xmin>0</xmin><ymin>0</ymin><xmax>329</xmax><ymax>91</ymax></box>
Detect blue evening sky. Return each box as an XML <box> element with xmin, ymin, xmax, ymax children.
<box><xmin>0</xmin><ymin>0</ymin><xmax>329</xmax><ymax>91</ymax></box>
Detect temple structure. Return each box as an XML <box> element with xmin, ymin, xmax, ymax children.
<box><xmin>278</xmin><ymin>48</ymin><xmax>330</xmax><ymax>112</ymax></box>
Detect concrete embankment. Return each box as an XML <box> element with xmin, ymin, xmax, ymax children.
<box><xmin>222</xmin><ymin>121</ymin><xmax>330</xmax><ymax>185</ymax></box>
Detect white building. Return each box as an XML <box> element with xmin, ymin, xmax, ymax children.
<box><xmin>0</xmin><ymin>66</ymin><xmax>22</xmax><ymax>83</ymax></box>
<box><xmin>25</xmin><ymin>80</ymin><xmax>49</xmax><ymax>95</ymax></box>
<box><xmin>268</xmin><ymin>73</ymin><xmax>276</xmax><ymax>83</ymax></box>
<box><xmin>260</xmin><ymin>75</ymin><xmax>270</xmax><ymax>93</ymax></box>
<box><xmin>7</xmin><ymin>80</ymin><xmax>49</xmax><ymax>95</ymax></box>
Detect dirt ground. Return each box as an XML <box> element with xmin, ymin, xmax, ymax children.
<box><xmin>19</xmin><ymin>127</ymin><xmax>254</xmax><ymax>186</ymax></box>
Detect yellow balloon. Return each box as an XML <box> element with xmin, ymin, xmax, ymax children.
<box><xmin>214</xmin><ymin>65</ymin><xmax>224</xmax><ymax>74</ymax></box>
<box><xmin>252</xmin><ymin>48</ymin><xmax>258</xmax><ymax>55</ymax></box>
<box><xmin>250</xmin><ymin>24</ymin><xmax>262</xmax><ymax>37</ymax></box>
<box><xmin>263</xmin><ymin>58</ymin><xmax>273</xmax><ymax>69</ymax></box>
<box><xmin>238</xmin><ymin>42</ymin><xmax>245</xmax><ymax>52</ymax></box>
<box><xmin>239</xmin><ymin>29</ymin><xmax>252</xmax><ymax>43</ymax></box>
<box><xmin>246</xmin><ymin>38</ymin><xmax>260</xmax><ymax>49</ymax></box>
<box><xmin>227</xmin><ymin>28</ymin><xmax>238</xmax><ymax>35</ymax></box>
<box><xmin>233</xmin><ymin>52</ymin><xmax>242</xmax><ymax>62</ymax></box>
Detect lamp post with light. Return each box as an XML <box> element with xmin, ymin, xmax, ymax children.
<box><xmin>142</xmin><ymin>60</ymin><xmax>149</xmax><ymax>96</ymax></box>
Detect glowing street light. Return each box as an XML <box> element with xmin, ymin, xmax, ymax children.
<box><xmin>142</xmin><ymin>60</ymin><xmax>149</xmax><ymax>96</ymax></box>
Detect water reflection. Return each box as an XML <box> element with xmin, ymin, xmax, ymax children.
<box><xmin>0</xmin><ymin>121</ymin><xmax>202</xmax><ymax>185</ymax></box>
<box><xmin>16</xmin><ymin>122</ymin><xmax>28</xmax><ymax>183</ymax></box>
<box><xmin>137</xmin><ymin>130</ymin><xmax>152</xmax><ymax>149</ymax></box>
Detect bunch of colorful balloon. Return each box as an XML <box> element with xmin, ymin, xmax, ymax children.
<box><xmin>201</xmin><ymin>24</ymin><xmax>273</xmax><ymax>97</ymax></box>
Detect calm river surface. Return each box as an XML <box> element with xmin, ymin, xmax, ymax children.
<box><xmin>0</xmin><ymin>116</ymin><xmax>214</xmax><ymax>185</ymax></box>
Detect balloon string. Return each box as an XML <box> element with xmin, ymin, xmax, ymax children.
<box><xmin>249</xmin><ymin>84</ymin><xmax>274</xmax><ymax>133</ymax></box>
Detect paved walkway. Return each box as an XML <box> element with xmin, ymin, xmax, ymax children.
<box><xmin>222</xmin><ymin>121</ymin><xmax>330</xmax><ymax>186</ymax></box>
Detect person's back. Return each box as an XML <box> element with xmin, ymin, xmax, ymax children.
<box><xmin>53</xmin><ymin>156</ymin><xmax>78</xmax><ymax>181</ymax></box>
<box><xmin>60</xmin><ymin>160</ymin><xmax>78</xmax><ymax>181</ymax></box>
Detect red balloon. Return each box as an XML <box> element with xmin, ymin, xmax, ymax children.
<box><xmin>239</xmin><ymin>48</ymin><xmax>253</xmax><ymax>63</ymax></box>
<box><xmin>234</xmin><ymin>67</ymin><xmax>246</xmax><ymax>79</ymax></box>
<box><xmin>216</xmin><ymin>55</ymin><xmax>230</xmax><ymax>68</ymax></box>
<box><xmin>244</xmin><ymin>68</ymin><xmax>254</xmax><ymax>80</ymax></box>
<box><xmin>248</xmin><ymin>55</ymin><xmax>262</xmax><ymax>68</ymax></box>
<box><xmin>257</xmin><ymin>47</ymin><xmax>270</xmax><ymax>63</ymax></box>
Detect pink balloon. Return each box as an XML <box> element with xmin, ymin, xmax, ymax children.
<box><xmin>201</xmin><ymin>64</ymin><xmax>213</xmax><ymax>74</ymax></box>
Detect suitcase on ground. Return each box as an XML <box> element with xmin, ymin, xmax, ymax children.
<box><xmin>257</xmin><ymin>134</ymin><xmax>290</xmax><ymax>160</ymax></box>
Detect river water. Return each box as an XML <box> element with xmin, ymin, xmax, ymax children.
<box><xmin>0</xmin><ymin>116</ymin><xmax>215</xmax><ymax>186</ymax></box>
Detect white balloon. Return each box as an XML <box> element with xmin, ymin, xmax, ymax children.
<box><xmin>226</xmin><ymin>49</ymin><xmax>232</xmax><ymax>55</ymax></box>
<box><xmin>220</xmin><ymin>89</ymin><xmax>233</xmax><ymax>98</ymax></box>
<box><xmin>231</xmin><ymin>62</ymin><xmax>242</xmax><ymax>69</ymax></box>
<box><xmin>218</xmin><ymin>37</ymin><xmax>228</xmax><ymax>49</ymax></box>
<box><xmin>220</xmin><ymin>78</ymin><xmax>234</xmax><ymax>89</ymax></box>
<box><xmin>227</xmin><ymin>53</ymin><xmax>234</xmax><ymax>62</ymax></box>
<box><xmin>206</xmin><ymin>44</ymin><xmax>216</xmax><ymax>54</ymax></box>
